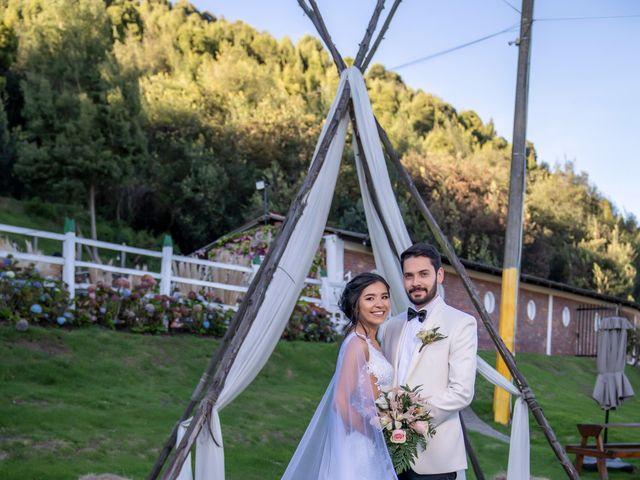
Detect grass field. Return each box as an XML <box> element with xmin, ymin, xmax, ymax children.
<box><xmin>0</xmin><ymin>196</ymin><xmax>164</xmax><ymax>260</ymax></box>
<box><xmin>1</xmin><ymin>325</ymin><xmax>639</xmax><ymax>479</ymax></box>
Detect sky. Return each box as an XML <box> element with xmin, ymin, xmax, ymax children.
<box><xmin>192</xmin><ymin>0</ymin><xmax>640</xmax><ymax>220</ymax></box>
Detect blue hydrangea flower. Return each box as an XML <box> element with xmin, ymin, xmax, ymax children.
<box><xmin>2</xmin><ymin>258</ymin><xmax>11</xmax><ymax>267</ymax></box>
<box><xmin>30</xmin><ymin>304</ymin><xmax>43</xmax><ymax>314</ymax></box>
<box><xmin>99</xmin><ymin>307</ymin><xmax>107</xmax><ymax>314</ymax></box>
<box><xmin>32</xmin><ymin>281</ymin><xmax>42</xmax><ymax>289</ymax></box>
<box><xmin>144</xmin><ymin>304</ymin><xmax>155</xmax><ymax>314</ymax></box>
<box><xmin>203</xmin><ymin>320</ymin><xmax>210</xmax><ymax>329</ymax></box>
<box><xmin>63</xmin><ymin>311</ymin><xmax>74</xmax><ymax>320</ymax></box>
<box><xmin>122</xmin><ymin>288</ymin><xmax>132</xmax><ymax>298</ymax></box>
<box><xmin>56</xmin><ymin>316</ymin><xmax>66</xmax><ymax>325</ymax></box>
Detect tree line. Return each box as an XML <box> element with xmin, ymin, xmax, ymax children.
<box><xmin>0</xmin><ymin>0</ymin><xmax>637</xmax><ymax>300</ymax></box>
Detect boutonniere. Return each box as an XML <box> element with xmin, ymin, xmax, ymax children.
<box><xmin>416</xmin><ymin>327</ymin><xmax>447</xmax><ymax>352</ymax></box>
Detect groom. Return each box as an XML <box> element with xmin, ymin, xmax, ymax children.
<box><xmin>382</xmin><ymin>243</ymin><xmax>478</xmax><ymax>480</ymax></box>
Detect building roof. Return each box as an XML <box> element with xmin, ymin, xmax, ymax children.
<box><xmin>454</xmin><ymin>257</ymin><xmax>640</xmax><ymax>311</ymax></box>
<box><xmin>199</xmin><ymin>213</ymin><xmax>640</xmax><ymax>311</ymax></box>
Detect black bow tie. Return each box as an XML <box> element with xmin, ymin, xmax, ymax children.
<box><xmin>407</xmin><ymin>307</ymin><xmax>427</xmax><ymax>323</ymax></box>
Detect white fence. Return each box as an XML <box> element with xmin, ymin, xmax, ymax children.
<box><xmin>0</xmin><ymin>223</ymin><xmax>345</xmax><ymax>314</ymax></box>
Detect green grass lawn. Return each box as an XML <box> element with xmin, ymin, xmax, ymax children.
<box><xmin>1</xmin><ymin>325</ymin><xmax>639</xmax><ymax>479</ymax></box>
<box><xmin>0</xmin><ymin>196</ymin><xmax>165</xmax><ymax>262</ymax></box>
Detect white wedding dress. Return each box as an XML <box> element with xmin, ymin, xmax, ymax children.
<box><xmin>282</xmin><ymin>332</ymin><xmax>397</xmax><ymax>480</ymax></box>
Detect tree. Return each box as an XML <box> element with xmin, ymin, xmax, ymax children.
<box><xmin>14</xmin><ymin>0</ymin><xmax>146</xmax><ymax>256</ymax></box>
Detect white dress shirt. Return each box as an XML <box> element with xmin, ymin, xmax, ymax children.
<box><xmin>397</xmin><ymin>295</ymin><xmax>443</xmax><ymax>385</ymax></box>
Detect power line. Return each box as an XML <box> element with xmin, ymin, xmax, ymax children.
<box><xmin>389</xmin><ymin>23</ymin><xmax>520</xmax><ymax>71</ymax></box>
<box><xmin>386</xmin><ymin>10</ymin><xmax>640</xmax><ymax>72</ymax></box>
<box><xmin>536</xmin><ymin>13</ymin><xmax>640</xmax><ymax>22</ymax></box>
<box><xmin>498</xmin><ymin>0</ymin><xmax>521</xmax><ymax>15</ymax></box>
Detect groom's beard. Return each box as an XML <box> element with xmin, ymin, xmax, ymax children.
<box><xmin>406</xmin><ymin>282</ymin><xmax>438</xmax><ymax>308</ymax></box>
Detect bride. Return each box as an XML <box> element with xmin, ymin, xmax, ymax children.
<box><xmin>282</xmin><ymin>273</ymin><xmax>397</xmax><ymax>479</ymax></box>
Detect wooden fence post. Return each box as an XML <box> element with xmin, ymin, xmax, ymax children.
<box><xmin>62</xmin><ymin>218</ymin><xmax>76</xmax><ymax>301</ymax></box>
<box><xmin>160</xmin><ymin>235</ymin><xmax>173</xmax><ymax>296</ymax></box>
<box><xmin>249</xmin><ymin>255</ymin><xmax>261</xmax><ymax>281</ymax></box>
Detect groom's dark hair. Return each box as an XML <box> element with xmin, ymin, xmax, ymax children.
<box><xmin>400</xmin><ymin>243</ymin><xmax>442</xmax><ymax>272</ymax></box>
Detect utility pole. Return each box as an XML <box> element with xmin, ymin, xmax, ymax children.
<box><xmin>493</xmin><ymin>0</ymin><xmax>534</xmax><ymax>425</ymax></box>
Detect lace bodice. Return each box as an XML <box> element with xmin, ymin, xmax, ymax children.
<box><xmin>354</xmin><ymin>333</ymin><xmax>394</xmax><ymax>391</ymax></box>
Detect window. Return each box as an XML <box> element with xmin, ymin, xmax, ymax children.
<box><xmin>527</xmin><ymin>300</ymin><xmax>536</xmax><ymax>321</ymax></box>
<box><xmin>484</xmin><ymin>291</ymin><xmax>495</xmax><ymax>314</ymax></box>
<box><xmin>562</xmin><ymin>307</ymin><xmax>571</xmax><ymax>327</ymax></box>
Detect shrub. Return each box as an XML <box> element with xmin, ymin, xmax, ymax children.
<box><xmin>282</xmin><ymin>302</ymin><xmax>337</xmax><ymax>343</ymax></box>
<box><xmin>1</xmin><ymin>256</ymin><xmax>337</xmax><ymax>342</ymax></box>
<box><xmin>0</xmin><ymin>257</ymin><xmax>71</xmax><ymax>324</ymax></box>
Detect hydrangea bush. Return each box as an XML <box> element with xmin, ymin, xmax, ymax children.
<box><xmin>281</xmin><ymin>302</ymin><xmax>337</xmax><ymax>343</ymax></box>
<box><xmin>1</xmin><ymin>256</ymin><xmax>337</xmax><ymax>342</ymax></box>
<box><xmin>0</xmin><ymin>258</ymin><xmax>70</xmax><ymax>325</ymax></box>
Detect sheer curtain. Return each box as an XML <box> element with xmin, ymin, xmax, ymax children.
<box><xmin>282</xmin><ymin>333</ymin><xmax>397</xmax><ymax>480</ymax></box>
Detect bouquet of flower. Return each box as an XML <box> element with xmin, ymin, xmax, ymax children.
<box><xmin>375</xmin><ymin>385</ymin><xmax>435</xmax><ymax>474</ymax></box>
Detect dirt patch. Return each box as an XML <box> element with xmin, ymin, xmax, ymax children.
<box><xmin>0</xmin><ymin>434</ymin><xmax>30</xmax><ymax>445</ymax></box>
<box><xmin>493</xmin><ymin>474</ymin><xmax>549</xmax><ymax>480</ymax></box>
<box><xmin>13</xmin><ymin>337</ymin><xmax>70</xmax><ymax>357</ymax></box>
<box><xmin>0</xmin><ymin>435</ymin><xmax>70</xmax><ymax>451</ymax></box>
<box><xmin>10</xmin><ymin>398</ymin><xmax>52</xmax><ymax>408</ymax></box>
<box><xmin>32</xmin><ymin>439</ymin><xmax>71</xmax><ymax>451</ymax></box>
<box><xmin>78</xmin><ymin>475</ymin><xmax>131</xmax><ymax>480</ymax></box>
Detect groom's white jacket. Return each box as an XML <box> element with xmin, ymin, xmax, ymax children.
<box><xmin>381</xmin><ymin>296</ymin><xmax>478</xmax><ymax>475</ymax></box>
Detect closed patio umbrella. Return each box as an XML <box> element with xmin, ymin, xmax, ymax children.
<box><xmin>592</xmin><ymin>316</ymin><xmax>635</xmax><ymax>441</ymax></box>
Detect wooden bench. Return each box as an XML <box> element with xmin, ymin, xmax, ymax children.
<box><xmin>565</xmin><ymin>423</ymin><xmax>640</xmax><ymax>480</ymax></box>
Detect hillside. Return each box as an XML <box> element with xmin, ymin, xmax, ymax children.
<box><xmin>0</xmin><ymin>196</ymin><xmax>165</xmax><ymax>256</ymax></box>
<box><xmin>0</xmin><ymin>0</ymin><xmax>638</xmax><ymax>299</ymax></box>
<box><xmin>1</xmin><ymin>325</ymin><xmax>639</xmax><ymax>479</ymax></box>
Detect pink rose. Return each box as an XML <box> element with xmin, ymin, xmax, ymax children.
<box><xmin>411</xmin><ymin>421</ymin><xmax>428</xmax><ymax>436</ymax></box>
<box><xmin>390</xmin><ymin>429</ymin><xmax>406</xmax><ymax>444</ymax></box>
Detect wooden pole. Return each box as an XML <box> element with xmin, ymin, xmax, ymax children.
<box><xmin>298</xmin><ymin>1</ymin><xmax>346</xmax><ymax>71</ymax></box>
<box><xmin>354</xmin><ymin>0</ymin><xmax>386</xmax><ymax>67</ymax></box>
<box><xmin>152</xmin><ymin>84</ymin><xmax>351</xmax><ymax>480</ymax></box>
<box><xmin>361</xmin><ymin>0</ymin><xmax>402</xmax><ymax>71</ymax></box>
<box><xmin>349</xmin><ymin>103</ymin><xmax>401</xmax><ymax>258</ymax></box>
<box><xmin>460</xmin><ymin>412</ymin><xmax>486</xmax><ymax>480</ymax></box>
<box><xmin>494</xmin><ymin>0</ymin><xmax>535</xmax><ymax>425</ymax></box>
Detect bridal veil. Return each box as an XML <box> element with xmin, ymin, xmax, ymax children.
<box><xmin>281</xmin><ymin>333</ymin><xmax>397</xmax><ymax>480</ymax></box>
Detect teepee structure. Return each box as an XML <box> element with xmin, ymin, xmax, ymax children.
<box><xmin>150</xmin><ymin>2</ymin><xmax>580</xmax><ymax>479</ymax></box>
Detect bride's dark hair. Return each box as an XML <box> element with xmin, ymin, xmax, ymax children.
<box><xmin>338</xmin><ymin>272</ymin><xmax>390</xmax><ymax>335</ymax></box>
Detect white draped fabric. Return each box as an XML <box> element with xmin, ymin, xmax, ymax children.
<box><xmin>349</xmin><ymin>67</ymin><xmax>530</xmax><ymax>480</ymax></box>
<box><xmin>176</xmin><ymin>71</ymin><xmax>350</xmax><ymax>480</ymax></box>
<box><xmin>177</xmin><ymin>67</ymin><xmax>530</xmax><ymax>480</ymax></box>
<box><xmin>476</xmin><ymin>358</ymin><xmax>530</xmax><ymax>480</ymax></box>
